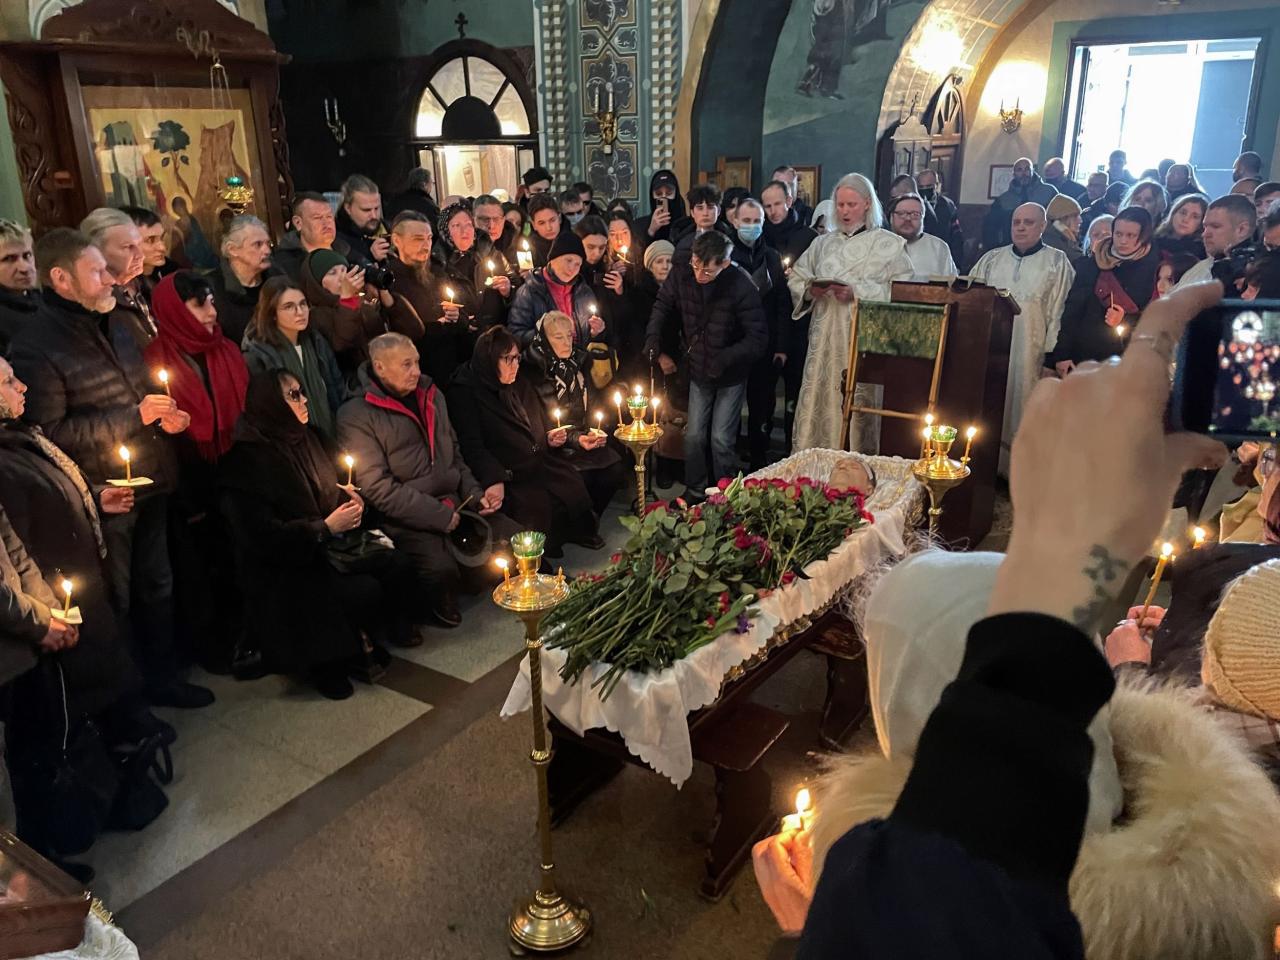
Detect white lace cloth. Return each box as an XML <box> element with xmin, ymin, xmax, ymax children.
<box><xmin>20</xmin><ymin>915</ymin><xmax>138</xmax><ymax>960</ymax></box>
<box><xmin>501</xmin><ymin>450</ymin><xmax>921</xmax><ymax>786</ymax></box>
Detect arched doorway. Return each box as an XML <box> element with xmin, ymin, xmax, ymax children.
<box><xmin>411</xmin><ymin>40</ymin><xmax>538</xmax><ymax>202</ymax></box>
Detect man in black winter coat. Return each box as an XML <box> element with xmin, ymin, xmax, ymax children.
<box><xmin>385</xmin><ymin>167</ymin><xmax>441</xmax><ymax>227</ymax></box>
<box><xmin>732</xmin><ymin>198</ymin><xmax>794</xmax><ymax>469</ymax></box>
<box><xmin>672</xmin><ymin>184</ymin><xmax>735</xmax><ymax>266</ymax></box>
<box><xmin>335</xmin><ymin>173</ymin><xmax>390</xmax><ymax>267</ymax></box>
<box><xmin>206</xmin><ymin>214</ymin><xmax>281</xmax><ymax>347</ymax></box>
<box><xmin>0</xmin><ymin>220</ymin><xmax>39</xmax><ymax>354</ymax></box>
<box><xmin>9</xmin><ymin>229</ymin><xmax>211</xmax><ymax>709</ymax></box>
<box><xmin>644</xmin><ymin>231</ymin><xmax>767</xmax><ymax>494</ymax></box>
<box><xmin>916</xmin><ymin>168</ymin><xmax>966</xmax><ymax>272</ymax></box>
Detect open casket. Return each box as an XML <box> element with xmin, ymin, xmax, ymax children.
<box><xmin>501</xmin><ymin>450</ymin><xmax>925</xmax><ymax>786</ymax></box>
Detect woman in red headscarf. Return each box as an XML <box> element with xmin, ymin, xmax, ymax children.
<box><xmin>144</xmin><ymin>270</ymin><xmax>251</xmax><ymax>673</ymax></box>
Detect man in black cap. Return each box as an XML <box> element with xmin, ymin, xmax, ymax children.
<box><xmin>635</xmin><ymin>169</ymin><xmax>688</xmax><ymax>242</ymax></box>
<box><xmin>508</xmin><ymin>230</ymin><xmax>603</xmax><ymax>347</ymax></box>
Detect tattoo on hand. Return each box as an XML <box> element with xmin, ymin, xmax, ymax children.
<box><xmin>1072</xmin><ymin>545</ymin><xmax>1129</xmax><ymax>632</ymax></box>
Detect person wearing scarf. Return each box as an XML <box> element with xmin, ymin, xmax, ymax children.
<box><xmin>448</xmin><ymin>325</ymin><xmax>603</xmax><ymax>558</ymax></box>
<box><xmin>1052</xmin><ymin>206</ymin><xmax>1161</xmax><ymax>369</ymax></box>
<box><xmin>508</xmin><ymin>230</ymin><xmax>603</xmax><ymax>348</ymax></box>
<box><xmin>220</xmin><ymin>369</ymin><xmax>413</xmax><ymax>699</ymax></box>
<box><xmin>145</xmin><ymin>270</ymin><xmax>250</xmax><ymax>672</ymax></box>
<box><xmin>433</xmin><ymin>203</ymin><xmax>512</xmax><ymax>341</ymax></box>
<box><xmin>520</xmin><ymin>312</ymin><xmax>622</xmax><ymax>515</ymax></box>
<box><xmin>0</xmin><ymin>355</ymin><xmax>159</xmax><ymax>745</ymax></box>
<box><xmin>1043</xmin><ymin>194</ymin><xmax>1083</xmax><ymax>256</ymax></box>
<box><xmin>242</xmin><ymin>276</ymin><xmax>348</xmax><ymax>441</ymax></box>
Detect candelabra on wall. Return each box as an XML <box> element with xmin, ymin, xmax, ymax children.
<box><xmin>998</xmin><ymin>97</ymin><xmax>1022</xmax><ymax>134</ymax></box>
<box><xmin>323</xmin><ymin>96</ymin><xmax>347</xmax><ymax>156</ymax></box>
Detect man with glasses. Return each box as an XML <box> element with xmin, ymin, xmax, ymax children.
<box><xmin>645</xmin><ymin>231</ymin><xmax>767</xmax><ymax>497</ymax></box>
<box><xmin>474</xmin><ymin>193</ymin><xmax>520</xmax><ymax>266</ymax></box>
<box><xmin>887</xmin><ymin>194</ymin><xmax>956</xmax><ymax>280</ymax></box>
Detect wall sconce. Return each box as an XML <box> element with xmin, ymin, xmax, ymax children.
<box><xmin>323</xmin><ymin>96</ymin><xmax>347</xmax><ymax>157</ymax></box>
<box><xmin>592</xmin><ymin>81</ymin><xmax>617</xmax><ymax>155</ymax></box>
<box><xmin>999</xmin><ymin>97</ymin><xmax>1023</xmax><ymax>135</ymax></box>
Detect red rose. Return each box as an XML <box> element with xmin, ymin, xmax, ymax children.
<box><xmin>781</xmin><ymin>571</ymin><xmax>796</xmax><ymax>586</ymax></box>
<box><xmin>717</xmin><ymin>478</ymin><xmax>732</xmax><ymax>491</ymax></box>
<box><xmin>644</xmin><ymin>500</ymin><xmax>668</xmax><ymax>515</ymax></box>
<box><xmin>610</xmin><ymin>552</ymin><xmax>623</xmax><ymax>564</ymax></box>
<box><xmin>718</xmin><ymin>591</ymin><xmax>731</xmax><ymax>613</ymax></box>
<box><xmin>675</xmin><ymin>497</ymin><xmax>688</xmax><ymax>511</ymax></box>
<box><xmin>705</xmin><ymin>615</ymin><xmax>717</xmax><ymax>627</ymax></box>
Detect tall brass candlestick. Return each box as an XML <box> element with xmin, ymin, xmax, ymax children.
<box><xmin>911</xmin><ymin>425</ymin><xmax>970</xmax><ymax>538</ymax></box>
<box><xmin>492</xmin><ymin>532</ymin><xmax>590</xmax><ymax>953</ymax></box>
<box><xmin>616</xmin><ymin>395</ymin><xmax>662</xmax><ymax>515</ymax></box>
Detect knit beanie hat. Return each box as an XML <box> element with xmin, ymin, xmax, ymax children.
<box><xmin>1046</xmin><ymin>194</ymin><xmax>1082</xmax><ymax>222</ymax></box>
<box><xmin>548</xmin><ymin>230</ymin><xmax>586</xmax><ymax>263</ymax></box>
<box><xmin>307</xmin><ymin>248</ymin><xmax>349</xmax><ymax>284</ymax></box>
<box><xmin>643</xmin><ymin>240</ymin><xmax>675</xmax><ymax>271</ymax></box>
<box><xmin>1201</xmin><ymin>559</ymin><xmax>1280</xmax><ymax>718</ymax></box>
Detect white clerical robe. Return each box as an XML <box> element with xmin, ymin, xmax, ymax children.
<box><xmin>904</xmin><ymin>233</ymin><xmax>957</xmax><ymax>280</ymax></box>
<box><xmin>969</xmin><ymin>243</ymin><xmax>1075</xmax><ymax>472</ymax></box>
<box><xmin>788</xmin><ymin>228</ymin><xmax>914</xmax><ymax>452</ymax></box>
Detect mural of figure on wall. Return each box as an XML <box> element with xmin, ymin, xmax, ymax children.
<box><xmin>100</xmin><ymin>121</ymin><xmax>151</xmax><ymax>207</ymax></box>
<box><xmin>797</xmin><ymin>0</ymin><xmax>848</xmax><ymax>100</ymax></box>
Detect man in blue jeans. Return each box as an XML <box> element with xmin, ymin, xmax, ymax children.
<box><xmin>645</xmin><ymin>231</ymin><xmax>767</xmax><ymax>496</ymax></box>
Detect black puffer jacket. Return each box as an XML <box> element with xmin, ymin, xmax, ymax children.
<box><xmin>763</xmin><ymin>208</ymin><xmax>819</xmax><ymax>264</ymax></box>
<box><xmin>10</xmin><ymin>290</ymin><xmax>175</xmax><ymax>491</ymax></box>
<box><xmin>335</xmin><ymin>207</ymin><xmax>384</xmax><ymax>267</ymax></box>
<box><xmin>0</xmin><ymin>287</ymin><xmax>40</xmax><ymax>354</ymax></box>
<box><xmin>643</xmin><ymin>261</ymin><xmax>768</xmax><ymax>388</ymax></box>
<box><xmin>731</xmin><ymin>236</ymin><xmax>793</xmax><ymax>356</ymax></box>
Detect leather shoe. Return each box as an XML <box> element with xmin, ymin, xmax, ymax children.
<box><xmin>147</xmin><ymin>681</ymin><xmax>216</xmax><ymax>710</ymax></box>
<box><xmin>427</xmin><ymin>593</ymin><xmax>462</xmax><ymax>629</ymax></box>
<box><xmin>311</xmin><ymin>666</ymin><xmax>354</xmax><ymax>700</ymax></box>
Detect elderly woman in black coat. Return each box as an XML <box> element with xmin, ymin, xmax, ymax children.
<box><xmin>219</xmin><ymin>369</ymin><xmax>416</xmax><ymax>699</ymax></box>
<box><xmin>521</xmin><ymin>311</ymin><xmax>623</xmax><ymax>516</ymax></box>
<box><xmin>449</xmin><ymin>326</ymin><xmax>604</xmax><ymax>558</ymax></box>
<box><xmin>0</xmin><ymin>354</ymin><xmax>155</xmax><ymax>741</ymax></box>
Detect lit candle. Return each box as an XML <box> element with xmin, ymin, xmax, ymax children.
<box><xmin>496</xmin><ymin>556</ymin><xmax>510</xmax><ymax>582</ymax></box>
<box><xmin>613</xmin><ymin>390</ymin><xmax>623</xmax><ymax>425</ymax></box>
<box><xmin>553</xmin><ymin>407</ymin><xmax>562</xmax><ymax>429</ymax></box>
<box><xmin>1116</xmin><ymin>323</ymin><xmax>1127</xmax><ymax>340</ymax></box>
<box><xmin>118</xmin><ymin>445</ymin><xmax>132</xmax><ymax>483</ymax></box>
<box><xmin>619</xmin><ymin>244</ymin><xmax>629</xmax><ymax>263</ymax></box>
<box><xmin>634</xmin><ymin>383</ymin><xmax>643</xmax><ymax>398</ymax></box>
<box><xmin>782</xmin><ymin>256</ymin><xmax>792</xmax><ymax>270</ymax></box>
<box><xmin>342</xmin><ymin>453</ymin><xmax>355</xmax><ymax>487</ymax></box>
<box><xmin>594</xmin><ymin>410</ymin><xmax>604</xmax><ymax>435</ymax></box>
<box><xmin>920</xmin><ymin>427</ymin><xmax>933</xmax><ymax>461</ymax></box>
<box><xmin>651</xmin><ymin>395</ymin><xmax>661</xmax><ymax>426</ymax></box>
<box><xmin>157</xmin><ymin>368</ymin><xmax>171</xmax><ymax>397</ymax></box>
<box><xmin>961</xmin><ymin>426</ymin><xmax>977</xmax><ymax>463</ymax></box>
<box><xmin>443</xmin><ymin>286</ymin><xmax>458</xmax><ymax>309</ymax></box>
<box><xmin>1192</xmin><ymin>526</ymin><xmax>1207</xmax><ymax>549</ymax></box>
<box><xmin>484</xmin><ymin>259</ymin><xmax>497</xmax><ymax>286</ymax></box>
<box><xmin>781</xmin><ymin>787</ymin><xmax>814</xmax><ymax>833</ymax></box>
<box><xmin>517</xmin><ymin>240</ymin><xmax>534</xmax><ymax>271</ymax></box>
<box><xmin>60</xmin><ymin>578</ymin><xmax>72</xmax><ymax>618</ymax></box>
<box><xmin>1137</xmin><ymin>542</ymin><xmax>1175</xmax><ymax>627</ymax></box>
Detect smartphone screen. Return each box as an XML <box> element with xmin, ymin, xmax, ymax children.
<box><xmin>1175</xmin><ymin>300</ymin><xmax>1280</xmax><ymax>440</ymax></box>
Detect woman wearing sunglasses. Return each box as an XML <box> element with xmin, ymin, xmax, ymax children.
<box><xmin>220</xmin><ymin>369</ymin><xmax>416</xmax><ymax>699</ymax></box>
<box><xmin>242</xmin><ymin>276</ymin><xmax>348</xmax><ymax>441</ymax></box>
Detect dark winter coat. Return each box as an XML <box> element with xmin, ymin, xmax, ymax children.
<box><xmin>1045</xmin><ymin>176</ymin><xmax>1090</xmax><ymax>205</ymax></box>
<box><xmin>335</xmin><ymin>207</ymin><xmax>384</xmax><ymax>267</ymax></box>
<box><xmin>923</xmin><ymin>191</ymin><xmax>966</xmax><ymax>269</ymax></box>
<box><xmin>983</xmin><ymin>175</ymin><xmax>1059</xmax><ymax>250</ymax></box>
<box><xmin>272</xmin><ymin>233</ymin><xmax>355</xmax><ymax>284</ymax></box>
<box><xmin>336</xmin><ymin>366</ymin><xmax>483</xmax><ymax>535</ymax></box>
<box><xmin>521</xmin><ymin>337</ymin><xmax>621</xmax><ymax>474</ymax></box>
<box><xmin>634</xmin><ymin>169</ymin><xmax>691</xmax><ymax>244</ymax></box>
<box><xmin>446</xmin><ymin>362</ymin><xmax>595</xmax><ymax>540</ymax></box>
<box><xmin>731</xmin><ymin>235</ymin><xmax>794</xmax><ymax>356</ymax></box>
<box><xmin>206</xmin><ymin>257</ymin><xmax>282</xmax><ymax>348</ymax></box>
<box><xmin>508</xmin><ymin>267</ymin><xmax>601</xmax><ymax>347</ymax></box>
<box><xmin>672</xmin><ymin>222</ymin><xmax>736</xmax><ymax>267</ymax></box>
<box><xmin>0</xmin><ymin>504</ymin><xmax>46</xmax><ymax>685</ymax></box>
<box><xmin>10</xmin><ymin>290</ymin><xmax>176</xmax><ymax>492</ymax></box>
<box><xmin>0</xmin><ymin>287</ymin><xmax>40</xmax><ymax>354</ymax></box>
<box><xmin>385</xmin><ymin>188</ymin><xmax>440</xmax><ymax>227</ymax></box>
<box><xmin>0</xmin><ymin>421</ymin><xmax>140</xmax><ymax>714</ymax></box>
<box><xmin>763</xmin><ymin>208</ymin><xmax>819</xmax><ymax>264</ymax></box>
<box><xmin>386</xmin><ymin>256</ymin><xmax>471</xmax><ymax>388</ymax></box>
<box><xmin>1051</xmin><ymin>245</ymin><xmax>1162</xmax><ymax>365</ymax></box>
<box><xmin>242</xmin><ymin>330</ymin><xmax>348</xmax><ymax>441</ymax></box>
<box><xmin>643</xmin><ymin>261</ymin><xmax>768</xmax><ymax>388</ymax></box>
<box><xmin>434</xmin><ymin>245</ymin><xmax>512</xmax><ymax>336</ymax></box>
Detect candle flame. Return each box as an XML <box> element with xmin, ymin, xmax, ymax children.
<box><xmin>495</xmin><ymin>556</ymin><xmax>508</xmax><ymax>572</ymax></box>
<box><xmin>343</xmin><ymin>454</ymin><xmax>355</xmax><ymax>469</ymax></box>
<box><xmin>634</xmin><ymin>384</ymin><xmax>643</xmax><ymax>396</ymax></box>
<box><xmin>445</xmin><ymin>286</ymin><xmax>455</xmax><ymax>301</ymax></box>
<box><xmin>595</xmin><ymin>411</ymin><xmax>603</xmax><ymax>423</ymax></box>
<box><xmin>795</xmin><ymin>788</ymin><xmax>812</xmax><ymax>815</ymax></box>
<box><xmin>522</xmin><ymin>239</ymin><xmax>530</xmax><ymax>251</ymax></box>
<box><xmin>620</xmin><ymin>245</ymin><xmax>629</xmax><ymax>255</ymax></box>
<box><xmin>924</xmin><ymin>413</ymin><xmax>934</xmax><ymax>427</ymax></box>
<box><xmin>613</xmin><ymin>390</ymin><xmax>622</xmax><ymax>404</ymax></box>
<box><xmin>60</xmin><ymin>578</ymin><xmax>72</xmax><ymax>595</ymax></box>
<box><xmin>1193</xmin><ymin>527</ymin><xmax>1206</xmax><ymax>545</ymax></box>
<box><xmin>486</xmin><ymin>259</ymin><xmax>496</xmax><ymax>271</ymax></box>
<box><xmin>118</xmin><ymin>446</ymin><xmax>131</xmax><ymax>463</ymax></box>
<box><xmin>1117</xmin><ymin>324</ymin><xmax>1127</xmax><ymax>339</ymax></box>
<box><xmin>921</xmin><ymin>426</ymin><xmax>932</xmax><ymax>441</ymax></box>
<box><xmin>553</xmin><ymin>407</ymin><xmax>562</xmax><ymax>420</ymax></box>
<box><xmin>157</xmin><ymin>369</ymin><xmax>169</xmax><ymax>384</ymax></box>
<box><xmin>1160</xmin><ymin>542</ymin><xmax>1175</xmax><ymax>559</ymax></box>
<box><xmin>966</xmin><ymin>426</ymin><xmax>978</xmax><ymax>440</ymax></box>
<box><xmin>651</xmin><ymin>397</ymin><xmax>661</xmax><ymax>410</ymax></box>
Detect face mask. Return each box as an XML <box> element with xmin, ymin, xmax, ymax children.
<box><xmin>920</xmin><ymin>187</ymin><xmax>936</xmax><ymax>201</ymax></box>
<box><xmin>567</xmin><ymin>212</ymin><xmax>585</xmax><ymax>227</ymax></box>
<box><xmin>737</xmin><ymin>223</ymin><xmax>763</xmax><ymax>245</ymax></box>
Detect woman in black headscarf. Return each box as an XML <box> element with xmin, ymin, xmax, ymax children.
<box><xmin>448</xmin><ymin>326</ymin><xmax>604</xmax><ymax>558</ymax></box>
<box><xmin>219</xmin><ymin>369</ymin><xmax>415</xmax><ymax>699</ymax></box>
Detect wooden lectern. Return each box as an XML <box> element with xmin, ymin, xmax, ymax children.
<box><xmin>856</xmin><ymin>280</ymin><xmax>1015</xmax><ymax>545</ymax></box>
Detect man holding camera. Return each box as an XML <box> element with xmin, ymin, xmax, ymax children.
<box><xmin>1175</xmin><ymin>195</ymin><xmax>1259</xmax><ymax>294</ymax></box>
<box><xmin>336</xmin><ymin>174</ymin><xmax>391</xmax><ymax>266</ymax></box>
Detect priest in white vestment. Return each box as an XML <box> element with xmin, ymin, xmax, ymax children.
<box><xmin>788</xmin><ymin>173</ymin><xmax>914</xmax><ymax>452</ymax></box>
<box><xmin>969</xmin><ymin>202</ymin><xmax>1074</xmax><ymax>473</ymax></box>
<box><xmin>887</xmin><ymin>193</ymin><xmax>958</xmax><ymax>280</ymax></box>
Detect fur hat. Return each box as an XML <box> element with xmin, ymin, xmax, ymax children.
<box><xmin>1201</xmin><ymin>558</ymin><xmax>1280</xmax><ymax>718</ymax></box>
<box><xmin>548</xmin><ymin>230</ymin><xmax>586</xmax><ymax>263</ymax></box>
<box><xmin>1046</xmin><ymin>194</ymin><xmax>1082</xmax><ymax>222</ymax></box>
<box><xmin>643</xmin><ymin>240</ymin><xmax>674</xmax><ymax>271</ymax></box>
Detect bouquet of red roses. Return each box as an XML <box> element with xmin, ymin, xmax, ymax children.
<box><xmin>544</xmin><ymin>474</ymin><xmax>873</xmax><ymax>700</ymax></box>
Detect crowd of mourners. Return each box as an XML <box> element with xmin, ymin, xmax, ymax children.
<box><xmin>0</xmin><ymin>145</ymin><xmax>1276</xmax><ymax>888</ymax></box>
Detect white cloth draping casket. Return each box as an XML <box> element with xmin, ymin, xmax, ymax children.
<box><xmin>501</xmin><ymin>450</ymin><xmax>923</xmax><ymax>786</ymax></box>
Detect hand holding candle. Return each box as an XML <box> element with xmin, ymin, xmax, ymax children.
<box><xmin>119</xmin><ymin>445</ymin><xmax>132</xmax><ymax>483</ymax></box>
<box><xmin>60</xmin><ymin>578</ymin><xmax>73</xmax><ymax>617</ymax></box>
<box><xmin>553</xmin><ymin>407</ymin><xmax>563</xmax><ymax>429</ymax></box>
<box><xmin>780</xmin><ymin>788</ymin><xmax>814</xmax><ymax>834</ymax></box>
<box><xmin>1138</xmin><ymin>542</ymin><xmax>1174</xmax><ymax>627</ymax></box>
<box><xmin>485</xmin><ymin>259</ymin><xmax>497</xmax><ymax>286</ymax></box>
<box><xmin>443</xmin><ymin>286</ymin><xmax>459</xmax><ymax>310</ymax></box>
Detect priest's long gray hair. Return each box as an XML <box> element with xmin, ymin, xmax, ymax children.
<box><xmin>830</xmin><ymin>173</ymin><xmax>884</xmax><ymax>232</ymax></box>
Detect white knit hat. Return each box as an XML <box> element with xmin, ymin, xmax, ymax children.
<box><xmin>864</xmin><ymin>550</ymin><xmax>1124</xmax><ymax>834</ymax></box>
<box><xmin>1201</xmin><ymin>559</ymin><xmax>1280</xmax><ymax>719</ymax></box>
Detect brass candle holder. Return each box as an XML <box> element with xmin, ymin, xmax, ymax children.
<box><xmin>492</xmin><ymin>532</ymin><xmax>590</xmax><ymax>954</ymax></box>
<box><xmin>911</xmin><ymin>425</ymin><xmax>973</xmax><ymax>537</ymax></box>
<box><xmin>614</xmin><ymin>394</ymin><xmax>663</xmax><ymax>517</ymax></box>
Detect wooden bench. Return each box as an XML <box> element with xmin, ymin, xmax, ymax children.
<box><xmin>546</xmin><ymin>609</ymin><xmax>870</xmax><ymax>900</ymax></box>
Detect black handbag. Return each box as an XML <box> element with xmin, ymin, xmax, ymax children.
<box><xmin>325</xmin><ymin>529</ymin><xmax>396</xmax><ymax>575</ymax></box>
<box><xmin>9</xmin><ymin>661</ymin><xmax>118</xmax><ymax>857</ymax></box>
<box><xmin>108</xmin><ymin>732</ymin><xmax>172</xmax><ymax>832</ymax></box>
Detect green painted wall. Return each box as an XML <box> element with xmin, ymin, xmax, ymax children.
<box><xmin>0</xmin><ymin>79</ymin><xmax>27</xmax><ymax>224</ymax></box>
<box><xmin>1039</xmin><ymin>9</ymin><xmax>1280</xmax><ymax>172</ymax></box>
<box><xmin>267</xmin><ymin>0</ymin><xmax>535</xmax><ymax>62</ymax></box>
